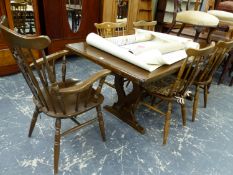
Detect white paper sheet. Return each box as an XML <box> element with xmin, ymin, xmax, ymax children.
<box><xmin>105</xmin><ymin>33</ymin><xmax>155</xmax><ymax>46</ymax></box>
<box><xmin>86</xmin><ymin>30</ymin><xmax>199</xmax><ymax>72</ymax></box>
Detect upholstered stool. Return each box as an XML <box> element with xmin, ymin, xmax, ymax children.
<box><xmin>208</xmin><ymin>10</ymin><xmax>233</xmax><ymax>39</ymax></box>
<box><xmin>175</xmin><ymin>11</ymin><xmax>219</xmax><ymax>41</ymax></box>
<box><xmin>208</xmin><ymin>10</ymin><xmax>233</xmax><ymax>22</ymax></box>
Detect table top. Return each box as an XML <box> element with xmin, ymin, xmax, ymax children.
<box><xmin>66</xmin><ymin>42</ymin><xmax>183</xmax><ymax>85</ymax></box>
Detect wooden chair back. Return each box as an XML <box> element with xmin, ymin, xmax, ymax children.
<box><xmin>198</xmin><ymin>40</ymin><xmax>233</xmax><ymax>83</ymax></box>
<box><xmin>133</xmin><ymin>20</ymin><xmax>157</xmax><ymax>31</ymax></box>
<box><xmin>0</xmin><ymin>16</ymin><xmax>111</xmax><ymax>175</ymax></box>
<box><xmin>94</xmin><ymin>22</ymin><xmax>127</xmax><ymax>38</ymax></box>
<box><xmin>168</xmin><ymin>43</ymin><xmax>215</xmax><ymax>97</ymax></box>
<box><xmin>0</xmin><ymin>18</ymin><xmax>109</xmax><ymax>117</ymax></box>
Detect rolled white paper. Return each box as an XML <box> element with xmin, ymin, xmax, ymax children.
<box><xmin>86</xmin><ymin>33</ymin><xmax>158</xmax><ymax>72</ymax></box>
<box><xmin>86</xmin><ymin>30</ymin><xmax>199</xmax><ymax>72</ymax></box>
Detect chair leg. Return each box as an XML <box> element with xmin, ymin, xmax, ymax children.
<box><xmin>28</xmin><ymin>107</ymin><xmax>39</xmax><ymax>137</ymax></box>
<box><xmin>230</xmin><ymin>77</ymin><xmax>233</xmax><ymax>86</ymax></box>
<box><xmin>193</xmin><ymin>27</ymin><xmax>202</xmax><ymax>42</ymax></box>
<box><xmin>206</xmin><ymin>27</ymin><xmax>215</xmax><ymax>44</ymax></box>
<box><xmin>204</xmin><ymin>85</ymin><xmax>208</xmax><ymax>108</ymax></box>
<box><xmin>163</xmin><ymin>102</ymin><xmax>172</xmax><ymax>145</ymax></box>
<box><xmin>218</xmin><ymin>54</ymin><xmax>231</xmax><ymax>85</ymax></box>
<box><xmin>54</xmin><ymin>119</ymin><xmax>61</xmax><ymax>175</ymax></box>
<box><xmin>180</xmin><ymin>104</ymin><xmax>186</xmax><ymax>126</ymax></box>
<box><xmin>167</xmin><ymin>21</ymin><xmax>176</xmax><ymax>34</ymax></box>
<box><xmin>177</xmin><ymin>23</ymin><xmax>185</xmax><ymax>36</ymax></box>
<box><xmin>230</xmin><ymin>63</ymin><xmax>233</xmax><ymax>86</ymax></box>
<box><xmin>96</xmin><ymin>105</ymin><xmax>106</xmax><ymax>141</ymax></box>
<box><xmin>125</xmin><ymin>80</ymin><xmax>131</xmax><ymax>87</ymax></box>
<box><xmin>192</xmin><ymin>85</ymin><xmax>200</xmax><ymax>122</ymax></box>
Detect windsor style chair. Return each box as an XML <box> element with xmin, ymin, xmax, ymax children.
<box><xmin>140</xmin><ymin>43</ymin><xmax>215</xmax><ymax>144</ymax></box>
<box><xmin>94</xmin><ymin>22</ymin><xmax>127</xmax><ymax>38</ymax></box>
<box><xmin>192</xmin><ymin>40</ymin><xmax>233</xmax><ymax>121</ymax></box>
<box><xmin>0</xmin><ymin>17</ymin><xmax>110</xmax><ymax>175</ymax></box>
<box><xmin>94</xmin><ymin>22</ymin><xmax>127</xmax><ymax>88</ymax></box>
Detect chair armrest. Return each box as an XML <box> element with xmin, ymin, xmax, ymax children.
<box><xmin>57</xmin><ymin>69</ymin><xmax>111</xmax><ymax>94</ymax></box>
<box><xmin>30</xmin><ymin>50</ymin><xmax>69</xmax><ymax>68</ymax></box>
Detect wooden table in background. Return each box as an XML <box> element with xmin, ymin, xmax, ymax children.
<box><xmin>66</xmin><ymin>42</ymin><xmax>183</xmax><ymax>134</ymax></box>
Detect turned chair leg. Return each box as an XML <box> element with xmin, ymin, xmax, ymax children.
<box><xmin>167</xmin><ymin>21</ymin><xmax>176</xmax><ymax>34</ymax></box>
<box><xmin>230</xmin><ymin>77</ymin><xmax>233</xmax><ymax>86</ymax></box>
<box><xmin>180</xmin><ymin>103</ymin><xmax>186</xmax><ymax>126</ymax></box>
<box><xmin>96</xmin><ymin>105</ymin><xmax>106</xmax><ymax>141</ymax></box>
<box><xmin>230</xmin><ymin>62</ymin><xmax>233</xmax><ymax>86</ymax></box>
<box><xmin>28</xmin><ymin>107</ymin><xmax>39</xmax><ymax>137</ymax></box>
<box><xmin>206</xmin><ymin>27</ymin><xmax>215</xmax><ymax>44</ymax></box>
<box><xmin>54</xmin><ymin>119</ymin><xmax>61</xmax><ymax>175</ymax></box>
<box><xmin>193</xmin><ymin>27</ymin><xmax>202</xmax><ymax>42</ymax></box>
<box><xmin>163</xmin><ymin>102</ymin><xmax>172</xmax><ymax>145</ymax></box>
<box><xmin>192</xmin><ymin>85</ymin><xmax>200</xmax><ymax>122</ymax></box>
<box><xmin>177</xmin><ymin>23</ymin><xmax>185</xmax><ymax>36</ymax></box>
<box><xmin>204</xmin><ymin>85</ymin><xmax>208</xmax><ymax>108</ymax></box>
<box><xmin>218</xmin><ymin>54</ymin><xmax>232</xmax><ymax>85</ymax></box>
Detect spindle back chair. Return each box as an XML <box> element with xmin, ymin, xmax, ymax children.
<box><xmin>0</xmin><ymin>16</ymin><xmax>110</xmax><ymax>175</ymax></box>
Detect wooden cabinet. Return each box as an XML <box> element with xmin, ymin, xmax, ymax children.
<box><xmin>102</xmin><ymin>0</ymin><xmax>153</xmax><ymax>34</ymax></box>
<box><xmin>137</xmin><ymin>0</ymin><xmax>153</xmax><ymax>21</ymax></box>
<box><xmin>0</xmin><ymin>0</ymin><xmax>40</xmax><ymax>76</ymax></box>
<box><xmin>0</xmin><ymin>0</ymin><xmax>101</xmax><ymax>75</ymax></box>
<box><xmin>0</xmin><ymin>1</ymin><xmax>15</xmax><ymax>76</ymax></box>
<box><xmin>40</xmin><ymin>0</ymin><xmax>101</xmax><ymax>53</ymax></box>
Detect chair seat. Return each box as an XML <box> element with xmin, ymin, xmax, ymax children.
<box><xmin>208</xmin><ymin>10</ymin><xmax>233</xmax><ymax>23</ymax></box>
<box><xmin>34</xmin><ymin>80</ymin><xmax>104</xmax><ymax>118</ymax></box>
<box><xmin>144</xmin><ymin>75</ymin><xmax>177</xmax><ymax>96</ymax></box>
<box><xmin>176</xmin><ymin>11</ymin><xmax>219</xmax><ymax>27</ymax></box>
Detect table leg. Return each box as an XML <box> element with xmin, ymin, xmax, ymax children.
<box><xmin>104</xmin><ymin>75</ymin><xmax>145</xmax><ymax>134</ymax></box>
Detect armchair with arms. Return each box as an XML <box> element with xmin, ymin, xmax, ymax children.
<box><xmin>0</xmin><ymin>17</ymin><xmax>111</xmax><ymax>175</ymax></box>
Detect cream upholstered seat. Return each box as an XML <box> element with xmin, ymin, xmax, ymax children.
<box><xmin>208</xmin><ymin>10</ymin><xmax>233</xmax><ymax>23</ymax></box>
<box><xmin>176</xmin><ymin>10</ymin><xmax>219</xmax><ymax>41</ymax></box>
<box><xmin>208</xmin><ymin>10</ymin><xmax>233</xmax><ymax>40</ymax></box>
<box><xmin>168</xmin><ymin>0</ymin><xmax>219</xmax><ymax>42</ymax></box>
<box><xmin>176</xmin><ymin>11</ymin><xmax>219</xmax><ymax>27</ymax></box>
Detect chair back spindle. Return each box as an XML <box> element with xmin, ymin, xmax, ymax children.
<box><xmin>0</xmin><ymin>20</ymin><xmax>110</xmax><ymax>117</ymax></box>
<box><xmin>168</xmin><ymin>43</ymin><xmax>216</xmax><ymax>97</ymax></box>
<box><xmin>198</xmin><ymin>40</ymin><xmax>233</xmax><ymax>83</ymax></box>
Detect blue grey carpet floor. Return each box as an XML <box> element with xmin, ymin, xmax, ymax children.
<box><xmin>0</xmin><ymin>56</ymin><xmax>233</xmax><ymax>175</ymax></box>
